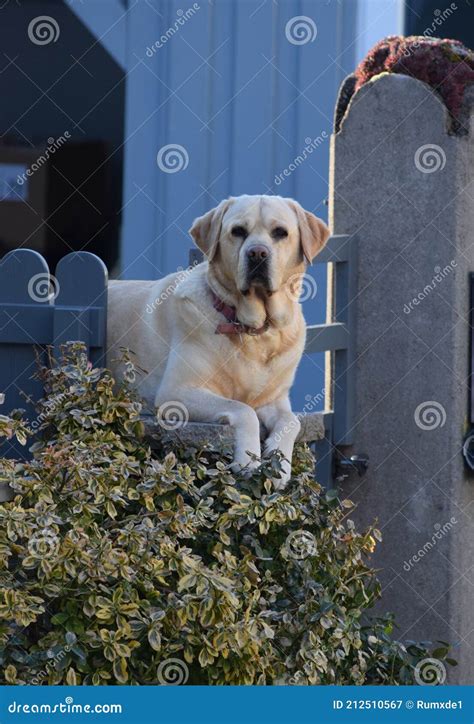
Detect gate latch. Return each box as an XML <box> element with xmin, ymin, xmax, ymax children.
<box><xmin>335</xmin><ymin>453</ymin><xmax>369</xmax><ymax>480</ymax></box>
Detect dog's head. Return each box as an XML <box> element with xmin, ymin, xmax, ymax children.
<box><xmin>189</xmin><ymin>195</ymin><xmax>329</xmax><ymax>296</ymax></box>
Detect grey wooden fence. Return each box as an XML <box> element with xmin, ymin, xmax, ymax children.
<box><xmin>0</xmin><ymin>249</ymin><xmax>108</xmax><ymax>459</ymax></box>
<box><xmin>0</xmin><ymin>237</ymin><xmax>355</xmax><ymax>486</ymax></box>
<box><xmin>308</xmin><ymin>234</ymin><xmax>357</xmax><ymax>484</ymax></box>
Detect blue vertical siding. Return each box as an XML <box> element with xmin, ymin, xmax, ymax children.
<box><xmin>120</xmin><ymin>0</ymin><xmax>357</xmax><ymax>410</ymax></box>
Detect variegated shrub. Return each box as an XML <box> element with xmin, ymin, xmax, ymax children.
<box><xmin>0</xmin><ymin>344</ymin><xmax>453</xmax><ymax>685</ymax></box>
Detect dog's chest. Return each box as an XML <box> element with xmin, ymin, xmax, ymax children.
<box><xmin>212</xmin><ymin>332</ymin><xmax>301</xmax><ymax>407</ymax></box>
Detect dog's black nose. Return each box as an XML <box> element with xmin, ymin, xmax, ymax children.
<box><xmin>246</xmin><ymin>245</ymin><xmax>269</xmax><ymax>262</ymax></box>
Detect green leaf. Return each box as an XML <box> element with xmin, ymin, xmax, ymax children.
<box><xmin>65</xmin><ymin>667</ymin><xmax>78</xmax><ymax>686</ymax></box>
<box><xmin>148</xmin><ymin>627</ymin><xmax>162</xmax><ymax>652</ymax></box>
<box><xmin>65</xmin><ymin>631</ymin><xmax>77</xmax><ymax>646</ymax></box>
<box><xmin>15</xmin><ymin>429</ymin><xmax>27</xmax><ymax>446</ymax></box>
<box><xmin>4</xmin><ymin>665</ymin><xmax>17</xmax><ymax>683</ymax></box>
<box><xmin>51</xmin><ymin>613</ymin><xmax>69</xmax><ymax>625</ymax></box>
<box><xmin>178</xmin><ymin>574</ymin><xmax>197</xmax><ymax>591</ymax></box>
<box><xmin>112</xmin><ymin>657</ymin><xmax>128</xmax><ymax>683</ymax></box>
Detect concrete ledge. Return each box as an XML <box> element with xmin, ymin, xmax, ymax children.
<box><xmin>142</xmin><ymin>412</ymin><xmax>326</xmax><ymax>449</ymax></box>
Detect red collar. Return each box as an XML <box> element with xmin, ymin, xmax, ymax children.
<box><xmin>210</xmin><ymin>289</ymin><xmax>268</xmax><ymax>336</ymax></box>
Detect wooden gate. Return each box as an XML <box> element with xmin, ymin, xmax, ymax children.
<box><xmin>0</xmin><ymin>249</ymin><xmax>107</xmax><ymax>458</ymax></box>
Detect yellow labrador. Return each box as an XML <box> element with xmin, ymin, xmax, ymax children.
<box><xmin>107</xmin><ymin>195</ymin><xmax>329</xmax><ymax>487</ymax></box>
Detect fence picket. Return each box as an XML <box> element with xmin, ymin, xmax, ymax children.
<box><xmin>0</xmin><ymin>250</ymin><xmax>108</xmax><ymax>460</ymax></box>
<box><xmin>0</xmin><ymin>249</ymin><xmax>51</xmax><ymax>458</ymax></box>
<box><xmin>54</xmin><ymin>252</ymin><xmax>108</xmax><ymax>365</ymax></box>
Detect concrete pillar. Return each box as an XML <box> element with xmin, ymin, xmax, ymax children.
<box><xmin>329</xmin><ymin>73</ymin><xmax>474</xmax><ymax>683</ymax></box>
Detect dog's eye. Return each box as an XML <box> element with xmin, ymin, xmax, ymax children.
<box><xmin>231</xmin><ymin>225</ymin><xmax>248</xmax><ymax>238</ymax></box>
<box><xmin>272</xmin><ymin>226</ymin><xmax>288</xmax><ymax>240</ymax></box>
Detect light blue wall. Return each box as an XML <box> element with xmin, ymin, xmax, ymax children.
<box><xmin>355</xmin><ymin>0</ymin><xmax>403</xmax><ymax>64</ymax></box>
<box><xmin>118</xmin><ymin>0</ymin><xmax>398</xmax><ymax>410</ymax></box>
<box><xmin>121</xmin><ymin>0</ymin><xmax>353</xmax><ymax>279</ymax></box>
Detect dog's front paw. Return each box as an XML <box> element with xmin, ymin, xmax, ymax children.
<box><xmin>270</xmin><ymin>468</ymin><xmax>291</xmax><ymax>491</ymax></box>
<box><xmin>230</xmin><ymin>457</ymin><xmax>261</xmax><ymax>477</ymax></box>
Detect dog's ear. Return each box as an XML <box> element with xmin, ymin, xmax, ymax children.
<box><xmin>287</xmin><ymin>199</ymin><xmax>330</xmax><ymax>265</ymax></box>
<box><xmin>189</xmin><ymin>198</ymin><xmax>233</xmax><ymax>261</ymax></box>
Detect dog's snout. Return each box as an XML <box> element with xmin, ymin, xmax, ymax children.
<box><xmin>246</xmin><ymin>244</ymin><xmax>269</xmax><ymax>262</ymax></box>
<box><xmin>241</xmin><ymin>241</ymin><xmax>272</xmax><ymax>292</ymax></box>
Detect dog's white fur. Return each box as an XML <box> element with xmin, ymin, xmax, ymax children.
<box><xmin>107</xmin><ymin>195</ymin><xmax>329</xmax><ymax>487</ymax></box>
